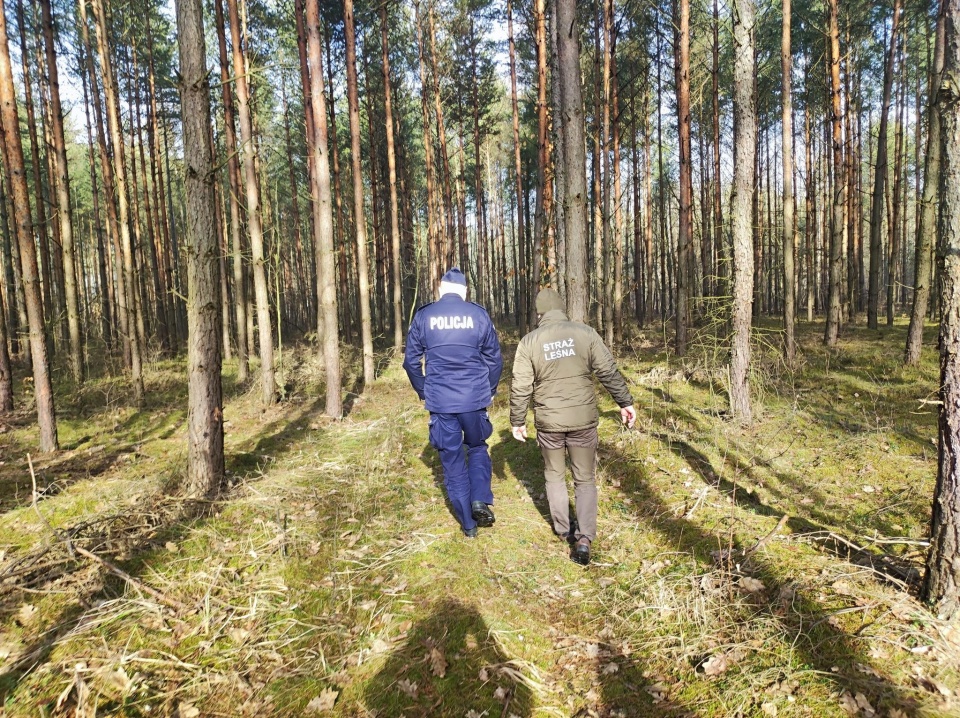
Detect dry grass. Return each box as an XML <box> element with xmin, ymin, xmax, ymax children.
<box><xmin>0</xmin><ymin>320</ymin><xmax>957</xmax><ymax>717</ymax></box>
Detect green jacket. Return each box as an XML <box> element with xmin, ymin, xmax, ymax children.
<box><xmin>510</xmin><ymin>309</ymin><xmax>634</xmax><ymax>432</ymax></box>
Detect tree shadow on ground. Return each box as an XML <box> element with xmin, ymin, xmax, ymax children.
<box><xmin>603</xmin><ymin>441</ymin><xmax>922</xmax><ymax>715</ymax></box>
<box><xmin>418</xmin><ymin>442</ymin><xmax>460</xmax><ymax>529</ymax></box>
<box><xmin>490</xmin><ymin>428</ymin><xmax>554</xmax><ymax>531</ymax></box>
<box><xmin>361</xmin><ymin>598</ymin><xmax>534</xmax><ymax>717</ymax></box>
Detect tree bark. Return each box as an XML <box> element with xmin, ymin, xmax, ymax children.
<box><xmin>0</xmin><ymin>1</ymin><xmax>57</xmax><ymax>451</ymax></box>
<box><xmin>508</xmin><ymin>0</ymin><xmax>527</xmax><ymax>333</ymax></box>
<box><xmin>344</xmin><ymin>0</ymin><xmax>374</xmax><ymax>385</ymax></box>
<box><xmin>906</xmin><ymin>1</ymin><xmax>945</xmax><ymax>365</ymax></box>
<box><xmin>867</xmin><ymin>0</ymin><xmax>902</xmax><ymax>330</ymax></box>
<box><xmin>924</xmin><ymin>0</ymin><xmax>960</xmax><ymax>619</ymax></box>
<box><xmin>305</xmin><ymin>0</ymin><xmax>342</xmax><ymax>418</ymax></box>
<box><xmin>782</xmin><ymin>0</ymin><xmax>795</xmax><ymax>363</ymax></box>
<box><xmin>176</xmin><ymin>0</ymin><xmax>224</xmax><ymax>498</ymax></box>
<box><xmin>226</xmin><ymin>0</ymin><xmax>274</xmax><ymax>405</ymax></box>
<box><xmin>729</xmin><ymin>0</ymin><xmax>756</xmax><ymax>424</ymax></box>
<box><xmin>90</xmin><ymin>0</ymin><xmax>145</xmax><ymax>401</ymax></box>
<box><xmin>823</xmin><ymin>0</ymin><xmax>845</xmax><ymax>347</ymax></box>
<box><xmin>380</xmin><ymin>3</ymin><xmax>403</xmax><ymax>348</ymax></box>
<box><xmin>674</xmin><ymin>0</ymin><xmax>692</xmax><ymax>356</ymax></box>
<box><xmin>555</xmin><ymin>0</ymin><xmax>588</xmax><ymax>321</ymax></box>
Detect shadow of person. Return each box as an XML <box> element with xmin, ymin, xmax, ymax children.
<box><xmin>490</xmin><ymin>428</ymin><xmax>554</xmax><ymax>530</ymax></box>
<box><xmin>362</xmin><ymin>598</ymin><xmax>534</xmax><ymax>717</ymax></box>
<box><xmin>419</xmin><ymin>442</ymin><xmax>460</xmax><ymax>527</ymax></box>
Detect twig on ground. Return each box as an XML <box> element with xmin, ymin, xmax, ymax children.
<box><xmin>73</xmin><ymin>546</ymin><xmax>189</xmax><ymax>613</ymax></box>
<box><xmin>744</xmin><ymin>514</ymin><xmax>790</xmax><ymax>557</ymax></box>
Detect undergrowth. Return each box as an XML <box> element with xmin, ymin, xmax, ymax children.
<box><xmin>0</xmin><ymin>320</ymin><xmax>956</xmax><ymax>717</ymax></box>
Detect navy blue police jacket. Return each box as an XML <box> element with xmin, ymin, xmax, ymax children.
<box><xmin>403</xmin><ymin>294</ymin><xmax>503</xmax><ymax>414</ymax></box>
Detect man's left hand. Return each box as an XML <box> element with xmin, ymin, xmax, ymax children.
<box><xmin>620</xmin><ymin>405</ymin><xmax>636</xmax><ymax>429</ymax></box>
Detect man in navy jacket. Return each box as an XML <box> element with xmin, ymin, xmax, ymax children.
<box><xmin>403</xmin><ymin>268</ymin><xmax>503</xmax><ymax>537</ymax></box>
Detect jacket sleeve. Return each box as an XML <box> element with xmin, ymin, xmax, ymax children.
<box><xmin>510</xmin><ymin>338</ymin><xmax>535</xmax><ymax>426</ymax></box>
<box><xmin>402</xmin><ymin>314</ymin><xmax>426</xmax><ymax>400</ymax></box>
<box><xmin>589</xmin><ymin>331</ymin><xmax>634</xmax><ymax>408</ymax></box>
<box><xmin>480</xmin><ymin>317</ymin><xmax>503</xmax><ymax>397</ymax></box>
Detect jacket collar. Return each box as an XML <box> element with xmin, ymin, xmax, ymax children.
<box><xmin>438</xmin><ymin>293</ymin><xmax>465</xmax><ymax>303</ymax></box>
<box><xmin>538</xmin><ymin>309</ymin><xmax>568</xmax><ymax>326</ymax></box>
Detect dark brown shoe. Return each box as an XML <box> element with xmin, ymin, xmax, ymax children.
<box><xmin>572</xmin><ymin>537</ymin><xmax>591</xmax><ymax>565</ymax></box>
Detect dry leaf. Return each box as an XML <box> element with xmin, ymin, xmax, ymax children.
<box><xmin>16</xmin><ymin>604</ymin><xmax>37</xmax><ymax>626</ymax></box>
<box><xmin>602</xmin><ymin>662</ymin><xmax>619</xmax><ymax>675</ymax></box>
<box><xmin>370</xmin><ymin>638</ymin><xmax>391</xmax><ymax>654</ymax></box>
<box><xmin>479</xmin><ymin>667</ymin><xmax>490</xmax><ymax>681</ymax></box>
<box><xmin>228</xmin><ymin>628</ymin><xmax>250</xmax><ymax>645</ymax></box>
<box><xmin>739</xmin><ymin>577</ymin><xmax>765</xmax><ymax>593</ymax></box>
<box><xmin>761</xmin><ymin>703</ymin><xmax>778</xmax><ymax>716</ymax></box>
<box><xmin>101</xmin><ymin>666</ymin><xmax>133</xmax><ymax>694</ymax></box>
<box><xmin>585</xmin><ymin>688</ymin><xmax>599</xmax><ymax>702</ymax></box>
<box><xmin>584</xmin><ymin>643</ymin><xmax>600</xmax><ymax>659</ymax></box>
<box><xmin>175</xmin><ymin>703</ymin><xmax>200</xmax><ymax>718</ymax></box>
<box><xmin>465</xmin><ymin>711</ymin><xmax>484</xmax><ymax>718</ymax></box>
<box><xmin>494</xmin><ymin>686</ymin><xmax>509</xmax><ymax>702</ymax></box>
<box><xmin>700</xmin><ymin>654</ymin><xmax>730</xmax><ymax>676</ymax></box>
<box><xmin>305</xmin><ymin>688</ymin><xmax>339</xmax><ymax>712</ymax></box>
<box><xmin>429</xmin><ymin>646</ymin><xmax>447</xmax><ymax>677</ymax></box>
<box><xmin>646</xmin><ymin>683</ymin><xmax>670</xmax><ymax>704</ymax></box>
<box><xmin>397</xmin><ymin>678</ymin><xmax>418</xmax><ymax>698</ymax></box>
<box><xmin>165</xmin><ymin>541</ymin><xmax>179</xmax><ymax>553</ymax></box>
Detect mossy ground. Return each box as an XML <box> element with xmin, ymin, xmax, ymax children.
<box><xmin>0</xmin><ymin>320</ymin><xmax>957</xmax><ymax>717</ymax></box>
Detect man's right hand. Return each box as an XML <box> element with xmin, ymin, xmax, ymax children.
<box><xmin>511</xmin><ymin>425</ymin><xmax>528</xmax><ymax>442</ymax></box>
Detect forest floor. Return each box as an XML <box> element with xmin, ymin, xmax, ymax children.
<box><xmin>0</xmin><ymin>320</ymin><xmax>958</xmax><ymax>717</ymax></box>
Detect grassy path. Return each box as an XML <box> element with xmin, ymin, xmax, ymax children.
<box><xmin>0</xmin><ymin>324</ymin><xmax>957</xmax><ymax>717</ymax></box>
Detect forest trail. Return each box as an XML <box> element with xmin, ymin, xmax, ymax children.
<box><xmin>0</xmin><ymin>324</ymin><xmax>958</xmax><ymax>717</ymax></box>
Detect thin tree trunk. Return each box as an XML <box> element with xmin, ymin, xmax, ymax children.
<box><xmin>508</xmin><ymin>0</ymin><xmax>527</xmax><ymax>333</ymax></box>
<box><xmin>867</xmin><ymin>0</ymin><xmax>902</xmax><ymax>329</ymax></box>
<box><xmin>888</xmin><ymin>38</ymin><xmax>906</xmax><ymax>327</ymax></box>
<box><xmin>380</xmin><ymin>3</ymin><xmax>403</xmax><ymax>348</ymax></box>
<box><xmin>782</xmin><ymin>0</ymin><xmax>795</xmax><ymax>363</ymax></box>
<box><xmin>674</xmin><ymin>0</ymin><xmax>692</xmax><ymax>356</ymax></box>
<box><xmin>0</xmin><ymin>2</ymin><xmax>57</xmax><ymax>451</ymax></box>
<box><xmin>91</xmin><ymin>0</ymin><xmax>145</xmax><ymax>401</ymax></box>
<box><xmin>823</xmin><ymin>0</ymin><xmax>846</xmax><ymax>347</ymax></box>
<box><xmin>415</xmin><ymin>1</ymin><xmax>440</xmax><ymax>301</ymax></box>
<box><xmin>906</xmin><ymin>1</ymin><xmax>944</xmax><ymax>365</ymax></box>
<box><xmin>344</xmin><ymin>0</ymin><xmax>374</xmax><ymax>384</ymax></box>
<box><xmin>226</xmin><ymin>0</ymin><xmax>274</xmax><ymax>405</ymax></box>
<box><xmin>730</xmin><ymin>0</ymin><xmax>756</xmax><ymax>424</ymax></box>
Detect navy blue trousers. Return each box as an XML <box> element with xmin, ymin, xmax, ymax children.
<box><xmin>428</xmin><ymin>410</ymin><xmax>494</xmax><ymax>530</ymax></box>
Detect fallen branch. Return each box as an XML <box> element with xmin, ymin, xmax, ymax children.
<box><xmin>744</xmin><ymin>514</ymin><xmax>790</xmax><ymax>557</ymax></box>
<box><xmin>73</xmin><ymin>546</ymin><xmax>189</xmax><ymax>613</ymax></box>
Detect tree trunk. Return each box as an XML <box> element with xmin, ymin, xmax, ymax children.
<box><xmin>924</xmin><ymin>0</ymin><xmax>960</xmax><ymax>619</ymax></box>
<box><xmin>782</xmin><ymin>0</ymin><xmax>795</xmax><ymax>363</ymax></box>
<box><xmin>344</xmin><ymin>0</ymin><xmax>374</xmax><ymax>385</ymax></box>
<box><xmin>91</xmin><ymin>0</ymin><xmax>145</xmax><ymax>401</ymax></box>
<box><xmin>0</xmin><ymin>270</ymin><xmax>12</xmax><ymax>411</ymax></box>
<box><xmin>415</xmin><ymin>1</ymin><xmax>440</xmax><ymax>301</ymax></box>
<box><xmin>226</xmin><ymin>0</ymin><xmax>274</xmax><ymax>405</ymax></box>
<box><xmin>674</xmin><ymin>0</ymin><xmax>692</xmax><ymax>356</ymax></box>
<box><xmin>906</xmin><ymin>1</ymin><xmax>944</xmax><ymax>365</ymax></box>
<box><xmin>508</xmin><ymin>0</ymin><xmax>527</xmax><ymax>333</ymax></box>
<box><xmin>730</xmin><ymin>0</ymin><xmax>756</xmax><ymax>424</ymax></box>
<box><xmin>555</xmin><ymin>0</ymin><xmax>588</xmax><ymax>322</ymax></box>
<box><xmin>380</xmin><ymin>3</ymin><xmax>403</xmax><ymax>348</ymax></box>
<box><xmin>867</xmin><ymin>0</ymin><xmax>902</xmax><ymax>330</ymax></box>
<box><xmin>823</xmin><ymin>0</ymin><xmax>846</xmax><ymax>347</ymax></box>
<box><xmin>305</xmin><ymin>0</ymin><xmax>342</xmax><ymax>418</ymax></box>
<box><xmin>0</xmin><ymin>2</ymin><xmax>57</xmax><ymax>451</ymax></box>
<box><xmin>712</xmin><ymin>0</ymin><xmax>726</xmax><ymax>304</ymax></box>
<box><xmin>888</xmin><ymin>38</ymin><xmax>907</xmax><ymax>327</ymax></box>
<box><xmin>176</xmin><ymin>0</ymin><xmax>224</xmax><ymax>498</ymax></box>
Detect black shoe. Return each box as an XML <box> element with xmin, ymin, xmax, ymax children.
<box><xmin>572</xmin><ymin>537</ymin><xmax>591</xmax><ymax>565</ymax></box>
<box><xmin>556</xmin><ymin>518</ymin><xmax>578</xmax><ymax>544</ymax></box>
<box><xmin>471</xmin><ymin>501</ymin><xmax>495</xmax><ymax>527</ymax></box>
<box><xmin>463</xmin><ymin>526</ymin><xmax>478</xmax><ymax>538</ymax></box>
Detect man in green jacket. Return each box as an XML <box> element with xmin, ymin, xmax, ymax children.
<box><xmin>510</xmin><ymin>288</ymin><xmax>636</xmax><ymax>565</ymax></box>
